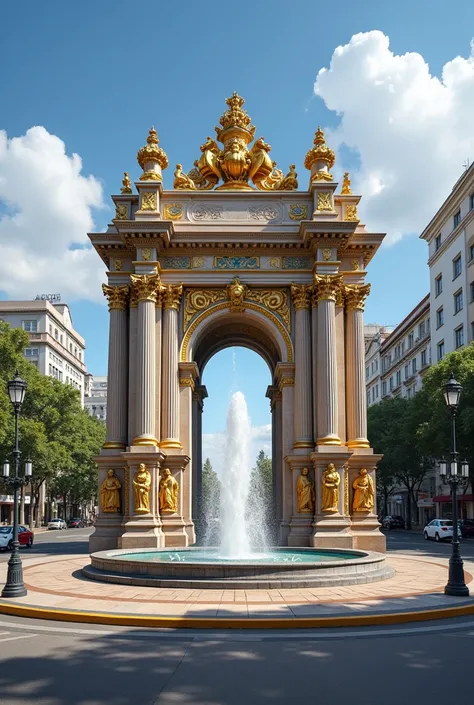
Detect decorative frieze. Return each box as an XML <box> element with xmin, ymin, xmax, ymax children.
<box><xmin>288</xmin><ymin>204</ymin><xmax>308</xmax><ymax>221</ymax></box>
<box><xmin>282</xmin><ymin>256</ymin><xmax>311</xmax><ymax>270</ymax></box>
<box><xmin>214</xmin><ymin>256</ymin><xmax>259</xmax><ymax>270</ymax></box>
<box><xmin>164</xmin><ymin>203</ymin><xmax>183</xmax><ymax>220</ymax></box>
<box><xmin>162</xmin><ymin>256</ymin><xmax>192</xmax><ymax>269</ymax></box>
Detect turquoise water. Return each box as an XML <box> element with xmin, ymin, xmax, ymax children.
<box><xmin>116</xmin><ymin>549</ymin><xmax>358</xmax><ymax>564</ymax></box>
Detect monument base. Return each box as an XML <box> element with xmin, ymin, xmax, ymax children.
<box><xmin>119</xmin><ymin>518</ymin><xmax>165</xmax><ymax>549</ymax></box>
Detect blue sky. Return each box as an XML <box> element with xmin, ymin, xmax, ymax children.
<box><xmin>1</xmin><ymin>0</ymin><xmax>474</xmax><ymax>454</ymax></box>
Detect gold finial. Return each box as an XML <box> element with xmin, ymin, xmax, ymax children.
<box><xmin>137</xmin><ymin>126</ymin><xmax>169</xmax><ymax>181</ymax></box>
<box><xmin>341</xmin><ymin>172</ymin><xmax>352</xmax><ymax>195</ymax></box>
<box><xmin>121</xmin><ymin>171</ymin><xmax>132</xmax><ymax>194</ymax></box>
<box><xmin>304</xmin><ymin>126</ymin><xmax>335</xmax><ymax>182</ymax></box>
<box><xmin>215</xmin><ymin>92</ymin><xmax>255</xmax><ymax>142</ymax></box>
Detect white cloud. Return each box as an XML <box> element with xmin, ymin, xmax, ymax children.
<box><xmin>203</xmin><ymin>423</ymin><xmax>272</xmax><ymax>477</ymax></box>
<box><xmin>0</xmin><ymin>126</ymin><xmax>106</xmax><ymax>301</ymax></box>
<box><xmin>314</xmin><ymin>31</ymin><xmax>474</xmax><ymax>244</ymax></box>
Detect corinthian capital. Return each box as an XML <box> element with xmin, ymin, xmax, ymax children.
<box><xmin>314</xmin><ymin>274</ymin><xmax>344</xmax><ymax>303</ymax></box>
<box><xmin>130</xmin><ymin>274</ymin><xmax>161</xmax><ymax>303</ymax></box>
<box><xmin>102</xmin><ymin>284</ymin><xmax>129</xmax><ymax>311</ymax></box>
<box><xmin>345</xmin><ymin>283</ymin><xmax>371</xmax><ymax>311</ymax></box>
<box><xmin>290</xmin><ymin>284</ymin><xmax>311</xmax><ymax>310</ymax></box>
<box><xmin>163</xmin><ymin>284</ymin><xmax>183</xmax><ymax>310</ymax></box>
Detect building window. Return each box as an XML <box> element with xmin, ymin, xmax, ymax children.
<box><xmin>454</xmin><ymin>210</ymin><xmax>461</xmax><ymax>228</ymax></box>
<box><xmin>389</xmin><ymin>376</ymin><xmax>394</xmax><ymax>392</ymax></box>
<box><xmin>54</xmin><ymin>328</ymin><xmax>58</xmax><ymax>340</ymax></box>
<box><xmin>396</xmin><ymin>370</ymin><xmax>401</xmax><ymax>386</ymax></box>
<box><xmin>470</xmin><ymin>194</ymin><xmax>474</xmax><ymax>211</ymax></box>
<box><xmin>472</xmin><ymin>322</ymin><xmax>474</xmax><ymax>341</ymax></box>
<box><xmin>435</xmin><ymin>274</ymin><xmax>443</xmax><ymax>297</ymax></box>
<box><xmin>470</xmin><ymin>281</ymin><xmax>474</xmax><ymax>303</ymax></box>
<box><xmin>412</xmin><ymin>358</ymin><xmax>417</xmax><ymax>374</ymax></box>
<box><xmin>366</xmin><ymin>391</ymin><xmax>371</xmax><ymax>406</ymax></box>
<box><xmin>418</xmin><ymin>322</ymin><xmax>425</xmax><ymax>338</ymax></box>
<box><xmin>366</xmin><ymin>365</ymin><xmax>369</xmax><ymax>378</ymax></box>
<box><xmin>407</xmin><ymin>386</ymin><xmax>413</xmax><ymax>399</ymax></box>
<box><xmin>22</xmin><ymin>320</ymin><xmax>37</xmax><ymax>332</ymax></box>
<box><xmin>437</xmin><ymin>340</ymin><xmax>445</xmax><ymax>361</ymax></box>
<box><xmin>454</xmin><ymin>289</ymin><xmax>463</xmax><ymax>314</ymax></box>
<box><xmin>470</xmin><ymin>244</ymin><xmax>474</xmax><ymax>262</ymax></box>
<box><xmin>435</xmin><ymin>233</ymin><xmax>442</xmax><ymax>251</ymax></box>
<box><xmin>49</xmin><ymin>324</ymin><xmax>52</xmax><ymax>334</ymax></box>
<box><xmin>382</xmin><ymin>381</ymin><xmax>387</xmax><ymax>396</ymax></box>
<box><xmin>408</xmin><ymin>332</ymin><xmax>414</xmax><ymax>349</ymax></box>
<box><xmin>372</xmin><ymin>387</ymin><xmax>375</xmax><ymax>402</ymax></box>
<box><xmin>436</xmin><ymin>307</ymin><xmax>444</xmax><ymax>328</ymax></box>
<box><xmin>404</xmin><ymin>363</ymin><xmax>409</xmax><ymax>380</ymax></box>
<box><xmin>24</xmin><ymin>348</ymin><xmax>39</xmax><ymax>357</ymax></box>
<box><xmin>455</xmin><ymin>325</ymin><xmax>464</xmax><ymax>349</ymax></box>
<box><xmin>60</xmin><ymin>334</ymin><xmax>63</xmax><ymax>345</ymax></box>
<box><xmin>453</xmin><ymin>254</ymin><xmax>462</xmax><ymax>279</ymax></box>
<box><xmin>421</xmin><ymin>349</ymin><xmax>427</xmax><ymax>367</ymax></box>
<box><xmin>376</xmin><ymin>384</ymin><xmax>379</xmax><ymax>398</ymax></box>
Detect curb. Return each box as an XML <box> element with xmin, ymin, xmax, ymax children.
<box><xmin>1</xmin><ymin>600</ymin><xmax>474</xmax><ymax>630</ymax></box>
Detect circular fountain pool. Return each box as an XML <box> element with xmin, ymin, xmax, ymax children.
<box><xmin>84</xmin><ymin>547</ymin><xmax>393</xmax><ymax>589</ymax></box>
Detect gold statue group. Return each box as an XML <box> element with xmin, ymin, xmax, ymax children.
<box><xmin>99</xmin><ymin>465</ymin><xmax>179</xmax><ymax>515</ymax></box>
<box><xmin>296</xmin><ymin>465</ymin><xmax>374</xmax><ymax>514</ymax></box>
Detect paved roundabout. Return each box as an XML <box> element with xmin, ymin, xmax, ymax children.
<box><xmin>1</xmin><ymin>552</ymin><xmax>473</xmax><ymax>629</ymax></box>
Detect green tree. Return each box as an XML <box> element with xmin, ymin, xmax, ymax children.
<box><xmin>248</xmin><ymin>449</ymin><xmax>274</xmax><ymax>542</ymax></box>
<box><xmin>0</xmin><ymin>321</ymin><xmax>105</xmax><ymax>525</ymax></box>
<box><xmin>201</xmin><ymin>457</ymin><xmax>220</xmax><ymax>517</ymax></box>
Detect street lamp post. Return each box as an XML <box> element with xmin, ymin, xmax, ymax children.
<box><xmin>440</xmin><ymin>372</ymin><xmax>470</xmax><ymax>597</ymax></box>
<box><xmin>1</xmin><ymin>371</ymin><xmax>32</xmax><ymax>599</ymax></box>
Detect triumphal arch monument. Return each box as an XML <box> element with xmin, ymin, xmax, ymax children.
<box><xmin>89</xmin><ymin>93</ymin><xmax>385</xmax><ymax>554</ymax></box>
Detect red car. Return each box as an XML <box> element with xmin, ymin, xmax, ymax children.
<box><xmin>0</xmin><ymin>525</ymin><xmax>34</xmax><ymax>551</ymax></box>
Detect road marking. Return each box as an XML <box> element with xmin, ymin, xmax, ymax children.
<box><xmin>0</xmin><ymin>634</ymin><xmax>37</xmax><ymax>643</ymax></box>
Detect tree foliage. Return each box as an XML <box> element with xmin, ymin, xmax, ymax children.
<box><xmin>0</xmin><ymin>322</ymin><xmax>105</xmax><ymax>524</ymax></box>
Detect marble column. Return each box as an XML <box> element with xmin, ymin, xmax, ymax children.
<box><xmin>161</xmin><ymin>285</ymin><xmax>183</xmax><ymax>449</ymax></box>
<box><xmin>130</xmin><ymin>274</ymin><xmax>160</xmax><ymax>447</ymax></box>
<box><xmin>102</xmin><ymin>284</ymin><xmax>129</xmax><ymax>450</ymax></box>
<box><xmin>127</xmin><ymin>288</ymin><xmax>138</xmax><ymax>444</ymax></box>
<box><xmin>311</xmin><ymin>292</ymin><xmax>318</xmax><ymax>444</ymax></box>
<box><xmin>291</xmin><ymin>285</ymin><xmax>313</xmax><ymax>450</ymax></box>
<box><xmin>315</xmin><ymin>275</ymin><xmax>342</xmax><ymax>445</ymax></box>
<box><xmin>345</xmin><ymin>284</ymin><xmax>371</xmax><ymax>449</ymax></box>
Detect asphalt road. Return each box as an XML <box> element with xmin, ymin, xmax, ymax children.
<box><xmin>0</xmin><ymin>529</ymin><xmax>473</xmax><ymax>705</ymax></box>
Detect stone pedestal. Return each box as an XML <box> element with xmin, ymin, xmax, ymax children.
<box><xmin>287</xmin><ymin>455</ymin><xmax>314</xmax><ymax>546</ymax></box>
<box><xmin>348</xmin><ymin>453</ymin><xmax>386</xmax><ymax>552</ymax></box>
<box><xmin>89</xmin><ymin>459</ymin><xmax>128</xmax><ymax>553</ymax></box>
<box><xmin>119</xmin><ymin>452</ymin><xmax>165</xmax><ymax>549</ymax></box>
<box><xmin>311</xmin><ymin>450</ymin><xmax>353</xmax><ymax>549</ymax></box>
<box><xmin>158</xmin><ymin>455</ymin><xmax>192</xmax><ymax>547</ymax></box>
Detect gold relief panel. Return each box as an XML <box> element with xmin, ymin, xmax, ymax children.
<box><xmin>179</xmin><ymin>377</ymin><xmax>195</xmax><ymax>390</ymax></box>
<box><xmin>164</xmin><ymin>203</ymin><xmax>183</xmax><ymax>220</ymax></box>
<box><xmin>114</xmin><ymin>204</ymin><xmax>128</xmax><ymax>220</ymax></box>
<box><xmin>316</xmin><ymin>192</ymin><xmax>333</xmax><ymax>212</ymax></box>
<box><xmin>321</xmin><ymin>248</ymin><xmax>332</xmax><ymax>261</ymax></box>
<box><xmin>114</xmin><ymin>258</ymin><xmax>123</xmax><ymax>271</ymax></box>
<box><xmin>184</xmin><ymin>289</ymin><xmax>227</xmax><ymax>329</ymax></box>
<box><xmin>268</xmin><ymin>256</ymin><xmax>282</xmax><ymax>269</ymax></box>
<box><xmin>141</xmin><ymin>247</ymin><xmax>152</xmax><ymax>261</ymax></box>
<box><xmin>351</xmin><ymin>258</ymin><xmax>361</xmax><ymax>271</ymax></box>
<box><xmin>141</xmin><ymin>191</ymin><xmax>157</xmax><ymax>211</ymax></box>
<box><xmin>191</xmin><ymin>256</ymin><xmax>205</xmax><ymax>269</ymax></box>
<box><xmin>288</xmin><ymin>204</ymin><xmax>308</xmax><ymax>221</ymax></box>
<box><xmin>344</xmin><ymin>205</ymin><xmax>359</xmax><ymax>221</ymax></box>
<box><xmin>246</xmin><ymin>288</ymin><xmax>290</xmax><ymax>330</ymax></box>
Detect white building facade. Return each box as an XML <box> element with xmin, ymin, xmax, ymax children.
<box><xmin>365</xmin><ymin>324</ymin><xmax>394</xmax><ymax>408</ymax></box>
<box><xmin>420</xmin><ymin>163</ymin><xmax>474</xmax><ymax>362</ymax></box>
<box><xmin>0</xmin><ymin>300</ymin><xmax>87</xmax><ymax>403</ymax></box>
<box><xmin>84</xmin><ymin>374</ymin><xmax>107</xmax><ymax>421</ymax></box>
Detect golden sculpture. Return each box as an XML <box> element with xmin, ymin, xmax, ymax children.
<box><xmin>296</xmin><ymin>468</ymin><xmax>315</xmax><ymax>513</ymax></box>
<box><xmin>174</xmin><ymin>93</ymin><xmax>297</xmax><ymax>192</ymax></box>
<box><xmin>304</xmin><ymin>127</ymin><xmax>335</xmax><ymax>181</ymax></box>
<box><xmin>130</xmin><ymin>273</ymin><xmax>163</xmax><ymax>304</ymax></box>
<box><xmin>141</xmin><ymin>247</ymin><xmax>152</xmax><ymax>261</ymax></box>
<box><xmin>344</xmin><ymin>205</ymin><xmax>359</xmax><ymax>221</ymax></box>
<box><xmin>173</xmin><ymin>163</ymin><xmax>197</xmax><ymax>190</ymax></box>
<box><xmin>163</xmin><ymin>284</ymin><xmax>183</xmax><ymax>310</ymax></box>
<box><xmin>137</xmin><ymin>127</ymin><xmax>168</xmax><ymax>181</ymax></box>
<box><xmin>314</xmin><ymin>274</ymin><xmax>344</xmax><ymax>303</ymax></box>
<box><xmin>321</xmin><ymin>463</ymin><xmax>340</xmax><ymax>513</ymax></box>
<box><xmin>133</xmin><ymin>463</ymin><xmax>151</xmax><ymax>513</ymax></box>
<box><xmin>159</xmin><ymin>468</ymin><xmax>179</xmax><ymax>513</ymax></box>
<box><xmin>291</xmin><ymin>284</ymin><xmax>311</xmax><ymax>310</ymax></box>
<box><xmin>317</xmin><ymin>192</ymin><xmax>333</xmax><ymax>211</ymax></box>
<box><xmin>345</xmin><ymin>283</ymin><xmax>371</xmax><ymax>312</ymax></box>
<box><xmin>100</xmin><ymin>469</ymin><xmax>121</xmax><ymax>513</ymax></box>
<box><xmin>102</xmin><ymin>284</ymin><xmax>129</xmax><ymax>311</ymax></box>
<box><xmin>141</xmin><ymin>192</ymin><xmax>157</xmax><ymax>211</ymax></box>
<box><xmin>352</xmin><ymin>468</ymin><xmax>375</xmax><ymax>512</ymax></box>
<box><xmin>344</xmin><ymin>466</ymin><xmax>349</xmax><ymax>516</ymax></box>
<box><xmin>114</xmin><ymin>204</ymin><xmax>128</xmax><ymax>220</ymax></box>
<box><xmin>322</xmin><ymin>248</ymin><xmax>332</xmax><ymax>261</ymax></box>
<box><xmin>121</xmin><ymin>172</ymin><xmax>132</xmax><ymax>194</ymax></box>
<box><xmin>341</xmin><ymin>172</ymin><xmax>352</xmax><ymax>194</ymax></box>
<box><xmin>227</xmin><ymin>277</ymin><xmax>247</xmax><ymax>312</ymax></box>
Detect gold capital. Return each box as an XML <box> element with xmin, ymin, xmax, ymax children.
<box><xmin>314</xmin><ymin>275</ymin><xmax>343</xmax><ymax>303</ymax></box>
<box><xmin>345</xmin><ymin>283</ymin><xmax>371</xmax><ymax>311</ymax></box>
<box><xmin>102</xmin><ymin>284</ymin><xmax>129</xmax><ymax>311</ymax></box>
<box><xmin>163</xmin><ymin>284</ymin><xmax>183</xmax><ymax>310</ymax></box>
<box><xmin>290</xmin><ymin>284</ymin><xmax>311</xmax><ymax>310</ymax></box>
<box><xmin>130</xmin><ymin>274</ymin><xmax>162</xmax><ymax>304</ymax></box>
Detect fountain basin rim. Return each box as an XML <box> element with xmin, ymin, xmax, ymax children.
<box><xmin>90</xmin><ymin>546</ymin><xmax>381</xmax><ymax>570</ymax></box>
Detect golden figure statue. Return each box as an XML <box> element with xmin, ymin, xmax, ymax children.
<box><xmin>100</xmin><ymin>469</ymin><xmax>121</xmax><ymax>513</ymax></box>
<box><xmin>173</xmin><ymin>163</ymin><xmax>197</xmax><ymax>190</ymax></box>
<box><xmin>279</xmin><ymin>164</ymin><xmax>298</xmax><ymax>190</ymax></box>
<box><xmin>159</xmin><ymin>468</ymin><xmax>179</xmax><ymax>513</ymax></box>
<box><xmin>352</xmin><ymin>468</ymin><xmax>375</xmax><ymax>512</ymax></box>
<box><xmin>341</xmin><ymin>171</ymin><xmax>352</xmax><ymax>194</ymax></box>
<box><xmin>321</xmin><ymin>463</ymin><xmax>340</xmax><ymax>513</ymax></box>
<box><xmin>296</xmin><ymin>468</ymin><xmax>315</xmax><ymax>513</ymax></box>
<box><xmin>133</xmin><ymin>463</ymin><xmax>151</xmax><ymax>513</ymax></box>
<box><xmin>121</xmin><ymin>172</ymin><xmax>132</xmax><ymax>194</ymax></box>
<box><xmin>173</xmin><ymin>93</ymin><xmax>298</xmax><ymax>192</ymax></box>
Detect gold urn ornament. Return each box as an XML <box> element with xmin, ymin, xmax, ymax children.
<box><xmin>304</xmin><ymin>126</ymin><xmax>335</xmax><ymax>183</ymax></box>
<box><xmin>137</xmin><ymin>127</ymin><xmax>169</xmax><ymax>181</ymax></box>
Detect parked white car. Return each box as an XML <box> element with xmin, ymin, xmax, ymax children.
<box><xmin>423</xmin><ymin>519</ymin><xmax>459</xmax><ymax>542</ymax></box>
<box><xmin>48</xmin><ymin>518</ymin><xmax>67</xmax><ymax>530</ymax></box>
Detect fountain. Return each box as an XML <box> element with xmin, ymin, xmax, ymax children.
<box><xmin>84</xmin><ymin>391</ymin><xmax>393</xmax><ymax>589</ymax></box>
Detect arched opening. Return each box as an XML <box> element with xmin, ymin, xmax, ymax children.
<box><xmin>197</xmin><ymin>346</ymin><xmax>273</xmax><ymax>546</ymax></box>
